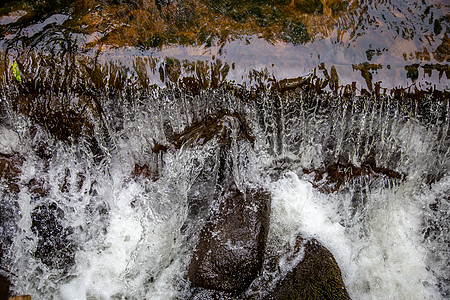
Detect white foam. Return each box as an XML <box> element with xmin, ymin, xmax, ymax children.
<box><xmin>269</xmin><ymin>172</ymin><xmax>442</xmax><ymax>299</ymax></box>
<box><xmin>59</xmin><ymin>207</ymin><xmax>143</xmax><ymax>299</ymax></box>
<box><xmin>0</xmin><ymin>127</ymin><xmax>20</xmax><ymax>154</ymax></box>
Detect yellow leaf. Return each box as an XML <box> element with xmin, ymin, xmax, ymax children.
<box><xmin>12</xmin><ymin>60</ymin><xmax>22</xmax><ymax>82</ymax></box>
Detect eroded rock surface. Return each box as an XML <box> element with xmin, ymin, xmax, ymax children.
<box><xmin>181</xmin><ymin>112</ymin><xmax>271</xmax><ymax>293</ymax></box>
<box><xmin>0</xmin><ymin>153</ymin><xmax>24</xmax><ymax>193</ymax></box>
<box><xmin>180</xmin><ymin>112</ymin><xmax>255</xmax><ymax>234</ymax></box>
<box><xmin>303</xmin><ymin>163</ymin><xmax>404</xmax><ymax>193</ymax></box>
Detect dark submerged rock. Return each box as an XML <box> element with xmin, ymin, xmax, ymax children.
<box><xmin>189</xmin><ymin>288</ymin><xmax>237</xmax><ymax>300</ymax></box>
<box><xmin>134</xmin><ymin>163</ymin><xmax>160</xmax><ymax>182</ymax></box>
<box><xmin>183</xmin><ymin>152</ymin><xmax>222</xmax><ymax>234</ymax></box>
<box><xmin>0</xmin><ymin>153</ymin><xmax>24</xmax><ymax>193</ymax></box>
<box><xmin>13</xmin><ymin>92</ymin><xmax>98</xmax><ymax>143</ymax></box>
<box><xmin>172</xmin><ymin>112</ymin><xmax>254</xmax><ymax>149</ymax></box>
<box><xmin>423</xmin><ymin>186</ymin><xmax>450</xmax><ymax>298</ymax></box>
<box><xmin>0</xmin><ymin>275</ymin><xmax>8</xmax><ymax>300</ymax></box>
<box><xmin>180</xmin><ymin>112</ymin><xmax>255</xmax><ymax>230</ymax></box>
<box><xmin>188</xmin><ymin>184</ymin><xmax>271</xmax><ymax>293</ymax></box>
<box><xmin>0</xmin><ymin>197</ymin><xmax>19</xmax><ymax>265</ymax></box>
<box><xmin>0</xmin><ymin>156</ymin><xmax>23</xmax><ymax>263</ymax></box>
<box><xmin>182</xmin><ymin>112</ymin><xmax>270</xmax><ymax>293</ymax></box>
<box><xmin>303</xmin><ymin>162</ymin><xmax>404</xmax><ymax>193</ymax></box>
<box><xmin>31</xmin><ymin>202</ymin><xmax>75</xmax><ymax>269</ymax></box>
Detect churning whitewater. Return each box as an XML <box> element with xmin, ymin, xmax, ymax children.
<box><xmin>0</xmin><ymin>88</ymin><xmax>449</xmax><ymax>299</ymax></box>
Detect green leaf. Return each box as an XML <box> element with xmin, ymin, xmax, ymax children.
<box><xmin>12</xmin><ymin>60</ymin><xmax>22</xmax><ymax>82</ymax></box>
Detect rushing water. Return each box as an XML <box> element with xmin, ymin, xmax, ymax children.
<box><xmin>0</xmin><ymin>0</ymin><xmax>449</xmax><ymax>298</ymax></box>
<box><xmin>0</xmin><ymin>87</ymin><xmax>448</xmax><ymax>299</ymax></box>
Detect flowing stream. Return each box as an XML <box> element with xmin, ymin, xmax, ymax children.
<box><xmin>0</xmin><ymin>87</ymin><xmax>449</xmax><ymax>299</ymax></box>
<box><xmin>0</xmin><ymin>0</ymin><xmax>449</xmax><ymax>298</ymax></box>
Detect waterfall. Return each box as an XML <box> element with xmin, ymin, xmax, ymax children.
<box><xmin>0</xmin><ymin>0</ymin><xmax>448</xmax><ymax>297</ymax></box>
<box><xmin>0</xmin><ymin>83</ymin><xmax>448</xmax><ymax>299</ymax></box>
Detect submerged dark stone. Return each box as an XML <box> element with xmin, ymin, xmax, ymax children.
<box><xmin>31</xmin><ymin>202</ymin><xmax>75</xmax><ymax>269</ymax></box>
<box><xmin>303</xmin><ymin>163</ymin><xmax>404</xmax><ymax>193</ymax></box>
<box><xmin>423</xmin><ymin>187</ymin><xmax>450</xmax><ymax>298</ymax></box>
<box><xmin>188</xmin><ymin>184</ymin><xmax>271</xmax><ymax>292</ymax></box>
<box><xmin>294</xmin><ymin>0</ymin><xmax>323</xmax><ymax>14</ymax></box>
<box><xmin>134</xmin><ymin>163</ymin><xmax>160</xmax><ymax>182</ymax></box>
<box><xmin>0</xmin><ymin>197</ymin><xmax>19</xmax><ymax>266</ymax></box>
<box><xmin>0</xmin><ymin>153</ymin><xmax>24</xmax><ymax>193</ymax></box>
<box><xmin>189</xmin><ymin>288</ymin><xmax>237</xmax><ymax>300</ymax></box>
<box><xmin>183</xmin><ymin>152</ymin><xmax>222</xmax><ymax>236</ymax></box>
<box><xmin>282</xmin><ymin>20</ymin><xmax>310</xmax><ymax>45</ymax></box>
<box><xmin>172</xmin><ymin>112</ymin><xmax>254</xmax><ymax>149</ymax></box>
<box><xmin>0</xmin><ymin>274</ymin><xmax>8</xmax><ymax>300</ymax></box>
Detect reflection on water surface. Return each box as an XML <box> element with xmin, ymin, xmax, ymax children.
<box><xmin>0</xmin><ymin>0</ymin><xmax>448</xmax><ymax>91</ymax></box>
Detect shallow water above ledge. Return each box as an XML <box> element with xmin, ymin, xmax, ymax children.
<box><xmin>1</xmin><ymin>36</ymin><xmax>448</xmax><ymax>99</ymax></box>
<box><xmin>1</xmin><ymin>0</ymin><xmax>448</xmax><ymax>93</ymax></box>
<box><xmin>96</xmin><ymin>36</ymin><xmax>449</xmax><ymax>92</ymax></box>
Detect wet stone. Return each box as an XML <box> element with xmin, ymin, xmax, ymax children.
<box><xmin>0</xmin><ymin>274</ymin><xmax>8</xmax><ymax>300</ymax></box>
<box><xmin>134</xmin><ymin>163</ymin><xmax>160</xmax><ymax>182</ymax></box>
<box><xmin>172</xmin><ymin>112</ymin><xmax>254</xmax><ymax>149</ymax></box>
<box><xmin>31</xmin><ymin>202</ymin><xmax>75</xmax><ymax>269</ymax></box>
<box><xmin>262</xmin><ymin>237</ymin><xmax>350</xmax><ymax>300</ymax></box>
<box><xmin>294</xmin><ymin>0</ymin><xmax>323</xmax><ymax>14</ymax></box>
<box><xmin>189</xmin><ymin>288</ymin><xmax>237</xmax><ymax>300</ymax></box>
<box><xmin>423</xmin><ymin>187</ymin><xmax>450</xmax><ymax>298</ymax></box>
<box><xmin>0</xmin><ymin>153</ymin><xmax>24</xmax><ymax>194</ymax></box>
<box><xmin>303</xmin><ymin>163</ymin><xmax>404</xmax><ymax>193</ymax></box>
<box><xmin>183</xmin><ymin>152</ymin><xmax>222</xmax><ymax>236</ymax></box>
<box><xmin>188</xmin><ymin>184</ymin><xmax>271</xmax><ymax>293</ymax></box>
<box><xmin>0</xmin><ymin>197</ymin><xmax>19</xmax><ymax>265</ymax></box>
<box><xmin>245</xmin><ymin>234</ymin><xmax>350</xmax><ymax>300</ymax></box>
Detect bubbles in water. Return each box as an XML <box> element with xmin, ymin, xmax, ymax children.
<box><xmin>0</xmin><ymin>89</ymin><xmax>448</xmax><ymax>299</ymax></box>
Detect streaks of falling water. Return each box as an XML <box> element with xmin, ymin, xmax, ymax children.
<box><xmin>0</xmin><ymin>86</ymin><xmax>449</xmax><ymax>299</ymax></box>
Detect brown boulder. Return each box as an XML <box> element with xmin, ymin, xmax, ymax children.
<box><xmin>262</xmin><ymin>235</ymin><xmax>350</xmax><ymax>300</ymax></box>
<box><xmin>188</xmin><ymin>184</ymin><xmax>271</xmax><ymax>293</ymax></box>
